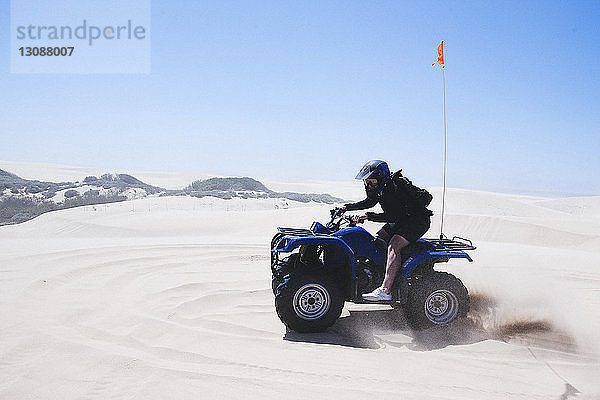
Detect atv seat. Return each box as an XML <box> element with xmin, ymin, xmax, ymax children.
<box><xmin>401</xmin><ymin>240</ymin><xmax>435</xmax><ymax>256</ymax></box>
<box><xmin>373</xmin><ymin>238</ymin><xmax>435</xmax><ymax>266</ymax></box>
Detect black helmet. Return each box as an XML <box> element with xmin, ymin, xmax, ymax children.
<box><xmin>355</xmin><ymin>160</ymin><xmax>391</xmax><ymax>192</ymax></box>
<box><xmin>356</xmin><ymin>160</ymin><xmax>391</xmax><ymax>180</ymax></box>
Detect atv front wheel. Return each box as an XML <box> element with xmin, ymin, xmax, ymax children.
<box><xmin>275</xmin><ymin>270</ymin><xmax>343</xmax><ymax>333</ymax></box>
<box><xmin>271</xmin><ymin>254</ymin><xmax>300</xmax><ymax>294</ymax></box>
<box><xmin>405</xmin><ymin>271</ymin><xmax>469</xmax><ymax>330</ymax></box>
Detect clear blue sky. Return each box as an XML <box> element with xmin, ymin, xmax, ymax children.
<box><xmin>1</xmin><ymin>1</ymin><xmax>599</xmax><ymax>195</ymax></box>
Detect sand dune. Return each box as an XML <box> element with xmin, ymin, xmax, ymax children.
<box><xmin>1</xmin><ymin>177</ymin><xmax>599</xmax><ymax>399</ymax></box>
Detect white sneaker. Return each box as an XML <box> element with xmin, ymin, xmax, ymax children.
<box><xmin>362</xmin><ymin>287</ymin><xmax>392</xmax><ymax>301</ymax></box>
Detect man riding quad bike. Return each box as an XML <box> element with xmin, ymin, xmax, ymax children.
<box><xmin>270</xmin><ymin>161</ymin><xmax>476</xmax><ymax>333</ymax></box>
<box><xmin>344</xmin><ymin>160</ymin><xmax>433</xmax><ymax>301</ymax></box>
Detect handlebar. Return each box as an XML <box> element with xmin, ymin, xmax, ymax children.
<box><xmin>327</xmin><ymin>207</ymin><xmax>364</xmax><ymax>230</ymax></box>
<box><xmin>327</xmin><ymin>207</ymin><xmax>344</xmax><ymax>229</ymax></box>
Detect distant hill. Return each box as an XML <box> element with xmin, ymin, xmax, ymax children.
<box><xmin>180</xmin><ymin>177</ymin><xmax>344</xmax><ymax>204</ymax></box>
<box><xmin>0</xmin><ymin>171</ymin><xmax>344</xmax><ymax>225</ymax></box>
<box><xmin>188</xmin><ymin>177</ymin><xmax>270</xmax><ymax>192</ymax></box>
<box><xmin>82</xmin><ymin>173</ymin><xmax>163</xmax><ymax>194</ymax></box>
<box><xmin>0</xmin><ymin>169</ymin><xmax>23</xmax><ymax>182</ymax></box>
<box><xmin>1</xmin><ymin>170</ymin><xmax>163</xmax><ymax>201</ymax></box>
<box><xmin>0</xmin><ymin>169</ymin><xmax>165</xmax><ymax>225</ymax></box>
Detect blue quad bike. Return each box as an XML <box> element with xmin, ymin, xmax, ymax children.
<box><xmin>271</xmin><ymin>208</ymin><xmax>476</xmax><ymax>333</ymax></box>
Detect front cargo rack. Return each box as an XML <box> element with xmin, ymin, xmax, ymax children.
<box><xmin>276</xmin><ymin>227</ymin><xmax>316</xmax><ymax>237</ymax></box>
<box><xmin>271</xmin><ymin>227</ymin><xmax>321</xmax><ymax>253</ymax></box>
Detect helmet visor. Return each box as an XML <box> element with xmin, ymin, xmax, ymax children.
<box><xmin>355</xmin><ymin>164</ymin><xmax>375</xmax><ymax>180</ymax></box>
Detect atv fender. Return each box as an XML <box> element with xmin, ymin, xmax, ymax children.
<box><xmin>401</xmin><ymin>250</ymin><xmax>473</xmax><ymax>278</ymax></box>
<box><xmin>272</xmin><ymin>235</ymin><xmax>356</xmax><ymax>279</ymax></box>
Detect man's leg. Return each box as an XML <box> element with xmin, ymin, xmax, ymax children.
<box><xmin>362</xmin><ymin>234</ymin><xmax>411</xmax><ymax>301</ymax></box>
<box><xmin>381</xmin><ymin>234</ymin><xmax>410</xmax><ymax>294</ymax></box>
<box><xmin>376</xmin><ymin>225</ymin><xmax>392</xmax><ymax>242</ymax></box>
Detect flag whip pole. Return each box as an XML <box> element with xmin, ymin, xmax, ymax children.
<box><xmin>440</xmin><ymin>62</ymin><xmax>447</xmax><ymax>239</ymax></box>
<box><xmin>431</xmin><ymin>41</ymin><xmax>447</xmax><ymax>238</ymax></box>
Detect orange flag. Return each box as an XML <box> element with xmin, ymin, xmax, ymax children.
<box><xmin>432</xmin><ymin>41</ymin><xmax>444</xmax><ymax>66</ymax></box>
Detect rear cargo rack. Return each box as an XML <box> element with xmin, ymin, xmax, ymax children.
<box><xmin>423</xmin><ymin>236</ymin><xmax>476</xmax><ymax>251</ymax></box>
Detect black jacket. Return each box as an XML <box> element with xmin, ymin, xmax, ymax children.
<box><xmin>345</xmin><ymin>175</ymin><xmax>433</xmax><ymax>223</ymax></box>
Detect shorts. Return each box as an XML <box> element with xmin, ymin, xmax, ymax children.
<box><xmin>377</xmin><ymin>217</ymin><xmax>431</xmax><ymax>243</ymax></box>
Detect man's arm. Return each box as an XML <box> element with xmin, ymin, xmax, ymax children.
<box><xmin>344</xmin><ymin>197</ymin><xmax>378</xmax><ymax>211</ymax></box>
<box><xmin>365</xmin><ymin>211</ymin><xmax>388</xmax><ymax>222</ymax></box>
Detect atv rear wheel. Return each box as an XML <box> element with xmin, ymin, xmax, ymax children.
<box><xmin>405</xmin><ymin>272</ymin><xmax>469</xmax><ymax>330</ymax></box>
<box><xmin>275</xmin><ymin>270</ymin><xmax>343</xmax><ymax>333</ymax></box>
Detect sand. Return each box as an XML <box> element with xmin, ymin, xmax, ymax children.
<box><xmin>1</xmin><ymin>164</ymin><xmax>599</xmax><ymax>399</ymax></box>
